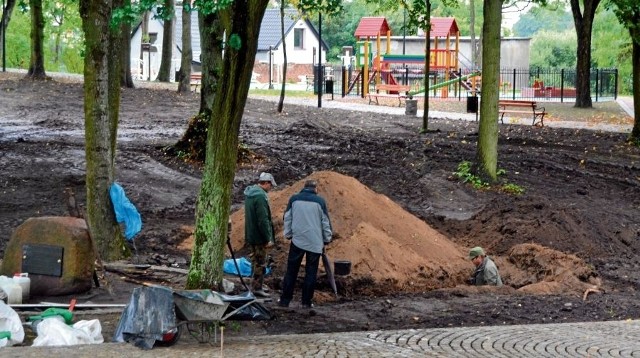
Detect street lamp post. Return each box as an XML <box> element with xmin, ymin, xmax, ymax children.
<box><xmin>402</xmin><ymin>7</ymin><xmax>406</xmax><ymax>55</ymax></box>
<box><xmin>2</xmin><ymin>0</ymin><xmax>6</xmax><ymax>72</ymax></box>
<box><xmin>317</xmin><ymin>12</ymin><xmax>322</xmax><ymax>108</ymax></box>
<box><xmin>268</xmin><ymin>46</ymin><xmax>274</xmax><ymax>89</ymax></box>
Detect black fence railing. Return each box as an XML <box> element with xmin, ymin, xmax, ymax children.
<box><xmin>313</xmin><ymin>65</ymin><xmax>618</xmax><ymax>103</ymax></box>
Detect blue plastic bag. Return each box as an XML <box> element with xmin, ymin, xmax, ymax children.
<box><xmin>109</xmin><ymin>182</ymin><xmax>142</xmax><ymax>241</ymax></box>
<box><xmin>223</xmin><ymin>257</ymin><xmax>271</xmax><ymax>277</ymax></box>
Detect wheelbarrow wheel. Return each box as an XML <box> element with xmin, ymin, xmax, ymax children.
<box><xmin>155</xmin><ymin>326</ymin><xmax>182</xmax><ymax>347</ymax></box>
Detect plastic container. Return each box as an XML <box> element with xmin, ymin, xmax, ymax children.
<box><xmin>0</xmin><ymin>276</ymin><xmax>22</xmax><ymax>304</ymax></box>
<box><xmin>13</xmin><ymin>273</ymin><xmax>30</xmax><ymax>302</ymax></box>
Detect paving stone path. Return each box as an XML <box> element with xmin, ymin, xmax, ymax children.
<box><xmin>9</xmin><ymin>319</ymin><xmax>640</xmax><ymax>357</ymax></box>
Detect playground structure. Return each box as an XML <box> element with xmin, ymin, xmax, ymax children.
<box><xmin>349</xmin><ymin>17</ymin><xmax>480</xmax><ymax>98</ymax></box>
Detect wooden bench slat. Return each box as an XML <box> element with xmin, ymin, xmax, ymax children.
<box><xmin>190</xmin><ymin>73</ymin><xmax>202</xmax><ymax>92</ymax></box>
<box><xmin>368</xmin><ymin>84</ymin><xmax>411</xmax><ymax>107</ymax></box>
<box><xmin>498</xmin><ymin>99</ymin><xmax>546</xmax><ymax>126</ymax></box>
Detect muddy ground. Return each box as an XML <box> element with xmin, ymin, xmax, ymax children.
<box><xmin>0</xmin><ymin>73</ymin><xmax>639</xmax><ymax>342</ymax></box>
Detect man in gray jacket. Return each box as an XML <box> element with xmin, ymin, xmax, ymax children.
<box><xmin>469</xmin><ymin>246</ymin><xmax>503</xmax><ymax>286</ymax></box>
<box><xmin>278</xmin><ymin>180</ymin><xmax>332</xmax><ymax>308</ymax></box>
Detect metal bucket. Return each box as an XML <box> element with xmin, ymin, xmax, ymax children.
<box><xmin>334</xmin><ymin>260</ymin><xmax>351</xmax><ymax>276</ymax></box>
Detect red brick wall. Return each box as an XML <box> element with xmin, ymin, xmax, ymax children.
<box><xmin>253</xmin><ymin>62</ymin><xmax>315</xmax><ymax>84</ymax></box>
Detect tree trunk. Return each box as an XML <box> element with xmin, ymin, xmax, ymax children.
<box><xmin>570</xmin><ymin>0</ymin><xmax>601</xmax><ymax>108</ymax></box>
<box><xmin>630</xmin><ymin>35</ymin><xmax>640</xmax><ymax>141</ymax></box>
<box><xmin>0</xmin><ymin>0</ymin><xmax>17</xmax><ymax>59</ymax></box>
<box><xmin>80</xmin><ymin>0</ymin><xmax>128</xmax><ymax>261</ymax></box>
<box><xmin>120</xmin><ymin>0</ymin><xmax>134</xmax><ymax>88</ymax></box>
<box><xmin>469</xmin><ymin>0</ymin><xmax>477</xmax><ymax>68</ymax></box>
<box><xmin>27</xmin><ymin>0</ymin><xmax>46</xmax><ymax>79</ymax></box>
<box><xmin>197</xmin><ymin>12</ymin><xmax>223</xmax><ymax>114</ymax></box>
<box><xmin>177</xmin><ymin>2</ymin><xmax>192</xmax><ymax>94</ymax></box>
<box><xmin>277</xmin><ymin>1</ymin><xmax>287</xmax><ymax>113</ymax></box>
<box><xmin>187</xmin><ymin>0</ymin><xmax>270</xmax><ymax>290</ymax></box>
<box><xmin>421</xmin><ymin>0</ymin><xmax>431</xmax><ymax>133</ymax></box>
<box><xmin>476</xmin><ymin>0</ymin><xmax>501</xmax><ymax>182</ymax></box>
<box><xmin>140</xmin><ymin>11</ymin><xmax>149</xmax><ymax>79</ymax></box>
<box><xmin>157</xmin><ymin>0</ymin><xmax>174</xmax><ymax>82</ymax></box>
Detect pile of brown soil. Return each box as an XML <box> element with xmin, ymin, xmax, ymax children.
<box><xmin>226</xmin><ymin>171</ymin><xmax>598</xmax><ymax>297</ymax></box>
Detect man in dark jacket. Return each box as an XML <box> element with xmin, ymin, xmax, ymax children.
<box><xmin>244</xmin><ymin>172</ymin><xmax>277</xmax><ymax>298</ymax></box>
<box><xmin>278</xmin><ymin>180</ymin><xmax>332</xmax><ymax>308</ymax></box>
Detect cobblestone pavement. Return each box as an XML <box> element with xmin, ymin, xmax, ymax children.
<box><xmin>6</xmin><ymin>319</ymin><xmax>640</xmax><ymax>357</ymax></box>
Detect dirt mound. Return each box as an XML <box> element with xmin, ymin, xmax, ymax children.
<box><xmin>228</xmin><ymin>172</ymin><xmax>601</xmax><ymax>297</ymax></box>
<box><xmin>230</xmin><ymin>171</ymin><xmax>472</xmax><ymax>290</ymax></box>
<box><xmin>499</xmin><ymin>243</ymin><xmax>601</xmax><ymax>296</ymax></box>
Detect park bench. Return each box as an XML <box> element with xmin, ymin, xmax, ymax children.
<box><xmin>190</xmin><ymin>73</ymin><xmax>202</xmax><ymax>92</ymax></box>
<box><xmin>367</xmin><ymin>84</ymin><xmax>411</xmax><ymax>107</ymax></box>
<box><xmin>498</xmin><ymin>99</ymin><xmax>547</xmax><ymax>126</ymax></box>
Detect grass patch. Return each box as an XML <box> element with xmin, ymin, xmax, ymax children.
<box><xmin>249</xmin><ymin>88</ymin><xmax>315</xmax><ymax>98</ymax></box>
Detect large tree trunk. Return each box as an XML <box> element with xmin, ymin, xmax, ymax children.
<box><xmin>277</xmin><ymin>1</ymin><xmax>287</xmax><ymax>113</ymax></box>
<box><xmin>630</xmin><ymin>35</ymin><xmax>640</xmax><ymax>141</ymax></box>
<box><xmin>476</xmin><ymin>0</ymin><xmax>501</xmax><ymax>182</ymax></box>
<box><xmin>26</xmin><ymin>0</ymin><xmax>46</xmax><ymax>79</ymax></box>
<box><xmin>177</xmin><ymin>2</ymin><xmax>192</xmax><ymax>94</ymax></box>
<box><xmin>570</xmin><ymin>0</ymin><xmax>601</xmax><ymax>108</ymax></box>
<box><xmin>187</xmin><ymin>0</ymin><xmax>270</xmax><ymax>290</ymax></box>
<box><xmin>421</xmin><ymin>0</ymin><xmax>431</xmax><ymax>133</ymax></box>
<box><xmin>80</xmin><ymin>0</ymin><xmax>128</xmax><ymax>261</ymax></box>
<box><xmin>120</xmin><ymin>0</ymin><xmax>134</xmax><ymax>88</ymax></box>
<box><xmin>157</xmin><ymin>0</ymin><xmax>174</xmax><ymax>82</ymax></box>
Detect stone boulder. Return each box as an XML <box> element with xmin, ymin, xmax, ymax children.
<box><xmin>1</xmin><ymin>216</ymin><xmax>95</xmax><ymax>297</ymax></box>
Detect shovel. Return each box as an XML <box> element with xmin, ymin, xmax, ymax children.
<box><xmin>321</xmin><ymin>250</ymin><xmax>338</xmax><ymax>298</ymax></box>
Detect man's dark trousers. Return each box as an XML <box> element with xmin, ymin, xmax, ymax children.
<box><xmin>280</xmin><ymin>242</ymin><xmax>320</xmax><ymax>306</ymax></box>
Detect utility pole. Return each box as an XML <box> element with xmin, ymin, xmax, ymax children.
<box><xmin>268</xmin><ymin>46</ymin><xmax>274</xmax><ymax>89</ymax></box>
<box><xmin>2</xmin><ymin>0</ymin><xmax>6</xmax><ymax>72</ymax></box>
<box><xmin>317</xmin><ymin>13</ymin><xmax>322</xmax><ymax>108</ymax></box>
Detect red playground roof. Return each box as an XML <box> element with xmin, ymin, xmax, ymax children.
<box><xmin>354</xmin><ymin>17</ymin><xmax>391</xmax><ymax>38</ymax></box>
<box><xmin>429</xmin><ymin>17</ymin><xmax>459</xmax><ymax>37</ymax></box>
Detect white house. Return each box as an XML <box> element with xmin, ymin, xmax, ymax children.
<box><xmin>130</xmin><ymin>7</ymin><xmax>328</xmax><ymax>84</ymax></box>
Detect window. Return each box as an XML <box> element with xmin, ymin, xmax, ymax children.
<box><xmin>294</xmin><ymin>28</ymin><xmax>304</xmax><ymax>50</ymax></box>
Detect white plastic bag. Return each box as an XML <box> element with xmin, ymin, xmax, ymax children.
<box><xmin>0</xmin><ymin>300</ymin><xmax>25</xmax><ymax>347</ymax></box>
<box><xmin>32</xmin><ymin>317</ymin><xmax>103</xmax><ymax>347</ymax></box>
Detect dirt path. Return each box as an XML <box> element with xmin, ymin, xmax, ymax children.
<box><xmin>0</xmin><ymin>73</ymin><xmax>639</xmax><ymax>339</ymax></box>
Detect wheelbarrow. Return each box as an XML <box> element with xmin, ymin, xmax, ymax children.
<box><xmin>160</xmin><ymin>289</ymin><xmax>272</xmax><ymax>346</ymax></box>
<box><xmin>114</xmin><ymin>285</ymin><xmax>272</xmax><ymax>349</ymax></box>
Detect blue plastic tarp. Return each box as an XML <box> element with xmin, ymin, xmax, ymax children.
<box><xmin>223</xmin><ymin>257</ymin><xmax>271</xmax><ymax>277</ymax></box>
<box><xmin>109</xmin><ymin>182</ymin><xmax>142</xmax><ymax>241</ymax></box>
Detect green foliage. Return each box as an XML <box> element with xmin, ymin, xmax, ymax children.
<box><xmin>501</xmin><ymin>183</ymin><xmax>525</xmax><ymax>195</ymax></box>
<box><xmin>5</xmin><ymin>5</ymin><xmax>84</xmax><ymax>73</ymax></box>
<box><xmin>295</xmin><ymin>0</ymin><xmax>344</xmax><ymax>16</ymax></box>
<box><xmin>454</xmin><ymin>161</ymin><xmax>489</xmax><ymax>189</ymax></box>
<box><xmin>455</xmin><ymin>161</ymin><xmax>525</xmax><ymax>194</ymax></box>
<box><xmin>512</xmin><ymin>4</ymin><xmax>573</xmax><ymax>38</ymax></box>
<box><xmin>592</xmin><ymin>8</ymin><xmax>634</xmax><ymax>94</ymax></box>
<box><xmin>228</xmin><ymin>34</ymin><xmax>242</xmax><ymax>50</ymax></box>
<box><xmin>530</xmin><ymin>29</ymin><xmax>577</xmax><ymax>68</ymax></box>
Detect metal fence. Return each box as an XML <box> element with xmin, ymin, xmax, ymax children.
<box><xmin>313</xmin><ymin>65</ymin><xmax>618</xmax><ymax>103</ymax></box>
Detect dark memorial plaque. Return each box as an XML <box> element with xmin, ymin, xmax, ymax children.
<box><xmin>22</xmin><ymin>244</ymin><xmax>64</xmax><ymax>277</ymax></box>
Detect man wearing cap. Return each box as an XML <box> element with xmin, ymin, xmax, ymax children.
<box><xmin>278</xmin><ymin>180</ymin><xmax>332</xmax><ymax>308</ymax></box>
<box><xmin>244</xmin><ymin>172</ymin><xmax>277</xmax><ymax>298</ymax></box>
<box><xmin>469</xmin><ymin>246</ymin><xmax>503</xmax><ymax>286</ymax></box>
